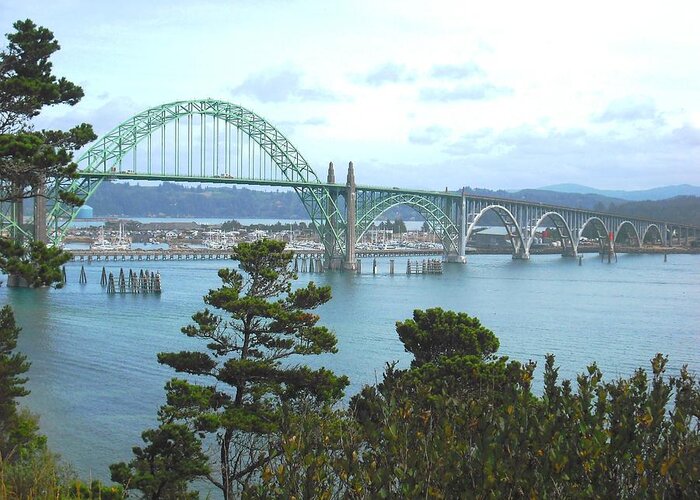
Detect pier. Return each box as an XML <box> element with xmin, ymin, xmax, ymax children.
<box><xmin>67</xmin><ymin>247</ymin><xmax>444</xmax><ymax>262</ymax></box>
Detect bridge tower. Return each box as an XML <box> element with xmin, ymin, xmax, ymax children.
<box><xmin>343</xmin><ymin>161</ymin><xmax>357</xmax><ymax>271</ymax></box>
<box><xmin>325</xmin><ymin>162</ymin><xmax>343</xmax><ymax>270</ymax></box>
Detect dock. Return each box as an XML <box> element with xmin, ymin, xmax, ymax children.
<box><xmin>67</xmin><ymin>247</ymin><xmax>443</xmax><ymax>262</ymax></box>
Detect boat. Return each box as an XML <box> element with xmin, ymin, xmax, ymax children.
<box><xmin>90</xmin><ymin>224</ymin><xmax>132</xmax><ymax>251</ymax></box>
<box><xmin>202</xmin><ymin>230</ymin><xmax>236</xmax><ymax>249</ymax></box>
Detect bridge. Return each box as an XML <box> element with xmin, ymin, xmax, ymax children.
<box><xmin>2</xmin><ymin>99</ymin><xmax>697</xmax><ymax>269</ymax></box>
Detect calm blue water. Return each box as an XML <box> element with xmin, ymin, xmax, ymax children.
<box><xmin>1</xmin><ymin>253</ymin><xmax>698</xmax><ymax>481</ymax></box>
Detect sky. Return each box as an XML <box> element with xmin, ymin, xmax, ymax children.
<box><xmin>2</xmin><ymin>0</ymin><xmax>699</xmax><ymax>191</ymax></box>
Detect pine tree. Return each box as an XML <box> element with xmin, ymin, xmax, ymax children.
<box><xmin>0</xmin><ymin>19</ymin><xmax>96</xmax><ymax>286</ymax></box>
<box><xmin>122</xmin><ymin>239</ymin><xmax>348</xmax><ymax>498</ymax></box>
<box><xmin>0</xmin><ymin>304</ymin><xmax>32</xmax><ymax>458</ymax></box>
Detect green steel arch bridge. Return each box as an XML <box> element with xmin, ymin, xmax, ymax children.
<box><xmin>3</xmin><ymin>99</ymin><xmax>698</xmax><ymax>269</ymax></box>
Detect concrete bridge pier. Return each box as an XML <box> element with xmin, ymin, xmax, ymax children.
<box><xmin>512</xmin><ymin>249</ymin><xmax>530</xmax><ymax>260</ymax></box>
<box><xmin>445</xmin><ymin>189</ymin><xmax>467</xmax><ymax>263</ymax></box>
<box><xmin>33</xmin><ymin>180</ymin><xmax>48</xmax><ymax>243</ymax></box>
<box><xmin>562</xmin><ymin>248</ymin><xmax>578</xmax><ymax>258</ymax></box>
<box><xmin>342</xmin><ymin>161</ymin><xmax>357</xmax><ymax>271</ymax></box>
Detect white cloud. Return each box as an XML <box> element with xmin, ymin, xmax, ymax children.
<box><xmin>232</xmin><ymin>69</ymin><xmax>339</xmax><ymax>103</ymax></box>
<box><xmin>419</xmin><ymin>83</ymin><xmax>513</xmax><ymax>102</ymax></box>
<box><xmin>4</xmin><ymin>0</ymin><xmax>700</xmax><ymax>190</ymax></box>
<box><xmin>364</xmin><ymin>63</ymin><xmax>415</xmax><ymax>86</ymax></box>
<box><xmin>408</xmin><ymin>125</ymin><xmax>450</xmax><ymax>145</ymax></box>
<box><xmin>430</xmin><ymin>63</ymin><xmax>484</xmax><ymax>80</ymax></box>
<box><xmin>594</xmin><ymin>96</ymin><xmax>660</xmax><ymax>123</ymax></box>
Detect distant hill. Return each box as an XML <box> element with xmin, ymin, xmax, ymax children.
<box><xmin>607</xmin><ymin>196</ymin><xmax>700</xmax><ymax>227</ymax></box>
<box><xmin>537</xmin><ymin>183</ymin><xmax>700</xmax><ymax>201</ymax></box>
<box><xmin>467</xmin><ymin>187</ymin><xmax>628</xmax><ymax>210</ymax></box>
<box><xmin>89</xmin><ymin>181</ymin><xmax>308</xmax><ymax>218</ymax></box>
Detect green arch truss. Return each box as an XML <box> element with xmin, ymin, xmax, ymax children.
<box><xmin>355</xmin><ymin>190</ymin><xmax>459</xmax><ymax>253</ymax></box>
<box><xmin>46</xmin><ymin>99</ymin><xmax>346</xmax><ymax>253</ymax></box>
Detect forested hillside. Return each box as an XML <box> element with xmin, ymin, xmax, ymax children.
<box><xmin>87</xmin><ymin>181</ymin><xmax>700</xmax><ymax>226</ymax></box>
<box><xmin>608</xmin><ymin>196</ymin><xmax>700</xmax><ymax>226</ymax></box>
<box><xmin>89</xmin><ymin>181</ymin><xmax>308</xmax><ymax>218</ymax></box>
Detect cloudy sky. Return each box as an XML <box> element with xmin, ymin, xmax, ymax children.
<box><xmin>3</xmin><ymin>0</ymin><xmax>699</xmax><ymax>190</ymax></box>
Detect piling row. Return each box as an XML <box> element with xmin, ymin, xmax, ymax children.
<box><xmin>293</xmin><ymin>256</ymin><xmax>325</xmax><ymax>273</ymax></box>
<box><xmin>99</xmin><ymin>267</ymin><xmax>162</xmax><ymax>294</ymax></box>
<box><xmin>406</xmin><ymin>259</ymin><xmax>443</xmax><ymax>274</ymax></box>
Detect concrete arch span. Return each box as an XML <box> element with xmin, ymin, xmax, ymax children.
<box><xmin>578</xmin><ymin>216</ymin><xmax>610</xmax><ymax>252</ymax></box>
<box><xmin>525</xmin><ymin>211</ymin><xmax>577</xmax><ymax>256</ymax></box>
<box><xmin>642</xmin><ymin>224</ymin><xmax>663</xmax><ymax>245</ymax></box>
<box><xmin>615</xmin><ymin>221</ymin><xmax>642</xmax><ymax>248</ymax></box>
<box><xmin>355</xmin><ymin>193</ymin><xmax>459</xmax><ymax>255</ymax></box>
<box><xmin>466</xmin><ymin>205</ymin><xmax>526</xmax><ymax>258</ymax></box>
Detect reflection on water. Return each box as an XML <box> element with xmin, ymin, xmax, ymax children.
<box><xmin>1</xmin><ymin>253</ymin><xmax>699</xmax><ymax>480</ymax></box>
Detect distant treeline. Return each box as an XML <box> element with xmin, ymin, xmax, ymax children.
<box><xmin>89</xmin><ymin>181</ymin><xmax>308</xmax><ymax>218</ymax></box>
<box><xmin>87</xmin><ymin>181</ymin><xmax>700</xmax><ymax>226</ymax></box>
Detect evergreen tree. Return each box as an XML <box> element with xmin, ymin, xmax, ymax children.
<box><xmin>110</xmin><ymin>423</ymin><xmax>209</xmax><ymax>499</ymax></box>
<box><xmin>0</xmin><ymin>19</ymin><xmax>95</xmax><ymax>286</ymax></box>
<box><xmin>0</xmin><ymin>304</ymin><xmax>35</xmax><ymax>459</ymax></box>
<box><xmin>122</xmin><ymin>239</ymin><xmax>348</xmax><ymax>499</ymax></box>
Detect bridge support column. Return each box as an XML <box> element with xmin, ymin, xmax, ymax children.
<box><xmin>343</xmin><ymin>161</ymin><xmax>357</xmax><ymax>271</ymax></box>
<box><xmin>512</xmin><ymin>250</ymin><xmax>530</xmax><ymax>260</ymax></box>
<box><xmin>34</xmin><ymin>180</ymin><xmax>48</xmax><ymax>244</ymax></box>
<box><xmin>445</xmin><ymin>189</ymin><xmax>467</xmax><ymax>263</ymax></box>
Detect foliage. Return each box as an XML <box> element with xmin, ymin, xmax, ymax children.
<box><xmin>0</xmin><ymin>18</ymin><xmax>95</xmax><ymax>203</ymax></box>
<box><xmin>377</xmin><ymin>218</ymin><xmax>407</xmax><ymax>233</ymax></box>
<box><xmin>110</xmin><ymin>423</ymin><xmax>208</xmax><ymax>499</ymax></box>
<box><xmin>119</xmin><ymin>239</ymin><xmax>348</xmax><ymax>499</ymax></box>
<box><xmin>92</xmin><ymin>182</ymin><xmax>310</xmax><ymax>219</ymax></box>
<box><xmin>396</xmin><ymin>307</ymin><xmax>499</xmax><ymax>367</ymax></box>
<box><xmin>0</xmin><ymin>18</ymin><xmax>93</xmax><ymax>286</ymax></box>
<box><xmin>0</xmin><ymin>238</ymin><xmax>70</xmax><ymax>287</ymax></box>
<box><xmin>0</xmin><ymin>305</ymin><xmax>33</xmax><ymax>459</ymax></box>
<box><xmin>610</xmin><ymin>195</ymin><xmax>700</xmax><ymax>228</ymax></box>
<box><xmin>1</xmin><ymin>446</ymin><xmax>124</xmax><ymax>499</ymax></box>
<box><xmin>253</xmin><ymin>309</ymin><xmax>700</xmax><ymax>498</ymax></box>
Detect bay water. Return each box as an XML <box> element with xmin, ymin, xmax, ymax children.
<box><xmin>1</xmin><ymin>252</ymin><xmax>698</xmax><ymax>480</ymax></box>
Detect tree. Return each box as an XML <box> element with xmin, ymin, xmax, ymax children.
<box><xmin>124</xmin><ymin>239</ymin><xmax>348</xmax><ymax>499</ymax></box>
<box><xmin>0</xmin><ymin>19</ymin><xmax>95</xmax><ymax>286</ymax></box>
<box><xmin>396</xmin><ymin>307</ymin><xmax>500</xmax><ymax>367</ymax></box>
<box><xmin>255</xmin><ymin>310</ymin><xmax>700</xmax><ymax>498</ymax></box>
<box><xmin>110</xmin><ymin>423</ymin><xmax>209</xmax><ymax>499</ymax></box>
<box><xmin>0</xmin><ymin>304</ymin><xmax>46</xmax><ymax>461</ymax></box>
<box><xmin>0</xmin><ymin>238</ymin><xmax>70</xmax><ymax>287</ymax></box>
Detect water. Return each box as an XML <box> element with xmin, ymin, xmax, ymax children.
<box><xmin>1</xmin><ymin>253</ymin><xmax>698</xmax><ymax>482</ymax></box>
